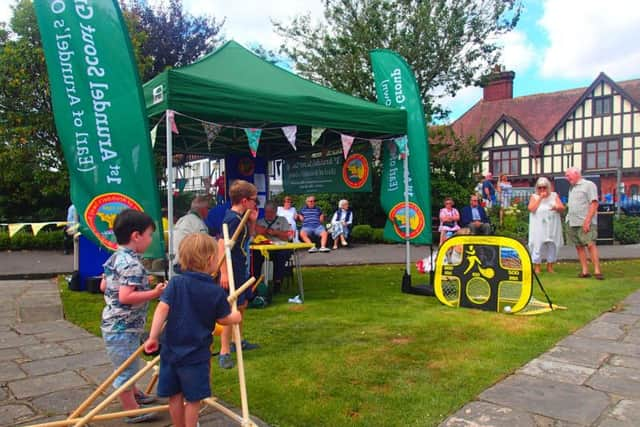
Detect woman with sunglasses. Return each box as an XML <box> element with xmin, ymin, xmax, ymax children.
<box><xmin>438</xmin><ymin>197</ymin><xmax>461</xmax><ymax>246</ymax></box>
<box><xmin>528</xmin><ymin>177</ymin><xmax>564</xmax><ymax>273</ymax></box>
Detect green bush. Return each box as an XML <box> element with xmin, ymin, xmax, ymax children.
<box><xmin>0</xmin><ymin>230</ymin><xmax>64</xmax><ymax>251</ymax></box>
<box><xmin>492</xmin><ymin>202</ymin><xmax>529</xmax><ymax>243</ymax></box>
<box><xmin>371</xmin><ymin>227</ymin><xmax>385</xmax><ymax>243</ymax></box>
<box><xmin>351</xmin><ymin>224</ymin><xmax>373</xmax><ymax>242</ymax></box>
<box><xmin>614</xmin><ymin>215</ymin><xmax>640</xmax><ymax>244</ymax></box>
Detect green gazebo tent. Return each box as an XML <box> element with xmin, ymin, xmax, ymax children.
<box><xmin>142</xmin><ymin>40</ymin><xmax>407</xmax><ymax>274</ymax></box>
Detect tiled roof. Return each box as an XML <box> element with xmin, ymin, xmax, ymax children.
<box><xmin>450</xmin><ymin>77</ymin><xmax>640</xmax><ymax>145</ymax></box>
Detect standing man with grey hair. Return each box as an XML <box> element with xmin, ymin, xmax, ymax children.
<box><xmin>172</xmin><ymin>195</ymin><xmax>210</xmax><ymax>271</ymax></box>
<box><xmin>565</xmin><ymin>167</ymin><xmax>603</xmax><ymax>280</ymax></box>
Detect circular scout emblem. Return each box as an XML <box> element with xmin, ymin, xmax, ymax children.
<box><xmin>342</xmin><ymin>153</ymin><xmax>369</xmax><ymax>189</ymax></box>
<box><xmin>85</xmin><ymin>193</ymin><xmax>143</xmax><ymax>250</ymax></box>
<box><xmin>388</xmin><ymin>202</ymin><xmax>425</xmax><ymax>239</ymax></box>
<box><xmin>237</xmin><ymin>157</ymin><xmax>255</xmax><ymax>177</ymax></box>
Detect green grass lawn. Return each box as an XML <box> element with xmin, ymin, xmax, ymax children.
<box><xmin>59</xmin><ymin>260</ymin><xmax>640</xmax><ymax>426</ymax></box>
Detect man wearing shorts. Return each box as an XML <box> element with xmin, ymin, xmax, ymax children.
<box><xmin>298</xmin><ymin>196</ymin><xmax>330</xmax><ymax>252</ymax></box>
<box><xmin>565</xmin><ymin>167</ymin><xmax>603</xmax><ymax>279</ymax></box>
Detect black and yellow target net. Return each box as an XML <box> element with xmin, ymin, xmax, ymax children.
<box><xmin>433</xmin><ymin>235</ymin><xmax>564</xmax><ymax>315</ymax></box>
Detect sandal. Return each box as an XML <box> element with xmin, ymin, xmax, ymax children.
<box><xmin>577</xmin><ymin>273</ymin><xmax>591</xmax><ymax>278</ymax></box>
<box><xmin>595</xmin><ymin>273</ymin><xmax>605</xmax><ymax>280</ymax></box>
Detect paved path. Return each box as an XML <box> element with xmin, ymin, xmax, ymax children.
<box><xmin>0</xmin><ymin>279</ymin><xmax>266</xmax><ymax>427</ymax></box>
<box><xmin>2</xmin><ymin>246</ymin><xmax>640</xmax><ymax>426</ymax></box>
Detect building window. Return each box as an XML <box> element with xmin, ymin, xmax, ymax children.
<box><xmin>592</xmin><ymin>96</ymin><xmax>612</xmax><ymax>117</ymax></box>
<box><xmin>584</xmin><ymin>140</ymin><xmax>619</xmax><ymax>170</ymax></box>
<box><xmin>491</xmin><ymin>149</ymin><xmax>519</xmax><ymax>175</ymax></box>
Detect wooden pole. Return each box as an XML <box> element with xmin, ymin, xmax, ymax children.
<box><xmin>27</xmin><ymin>405</ymin><xmax>169</xmax><ymax>427</ymax></box>
<box><xmin>222</xmin><ymin>223</ymin><xmax>251</xmax><ymax>424</ymax></box>
<box><xmin>72</xmin><ymin>355</ymin><xmax>160</xmax><ymax>427</ymax></box>
<box><xmin>67</xmin><ymin>345</ymin><xmax>146</xmax><ymax>419</ymax></box>
<box><xmin>213</xmin><ymin>209</ymin><xmax>252</xmax><ymax>276</ymax></box>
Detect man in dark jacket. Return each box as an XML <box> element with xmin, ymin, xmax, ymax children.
<box><xmin>460</xmin><ymin>195</ymin><xmax>491</xmax><ymax>235</ymax></box>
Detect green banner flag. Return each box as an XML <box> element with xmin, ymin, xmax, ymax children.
<box><xmin>283</xmin><ymin>145</ymin><xmax>373</xmax><ymax>194</ymax></box>
<box><xmin>34</xmin><ymin>0</ymin><xmax>164</xmax><ymax>257</ymax></box>
<box><xmin>370</xmin><ymin>49</ymin><xmax>432</xmax><ymax>244</ymax></box>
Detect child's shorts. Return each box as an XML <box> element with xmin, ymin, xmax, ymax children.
<box><xmin>103</xmin><ymin>332</ymin><xmax>141</xmax><ymax>389</ymax></box>
<box><xmin>157</xmin><ymin>358</ymin><xmax>211</xmax><ymax>402</ymax></box>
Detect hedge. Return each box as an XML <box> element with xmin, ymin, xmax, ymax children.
<box><xmin>0</xmin><ymin>230</ymin><xmax>65</xmax><ymax>251</ymax></box>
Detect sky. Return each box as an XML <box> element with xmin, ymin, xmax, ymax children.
<box><xmin>2</xmin><ymin>0</ymin><xmax>640</xmax><ymax>122</ymax></box>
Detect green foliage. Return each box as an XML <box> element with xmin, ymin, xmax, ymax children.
<box><xmin>122</xmin><ymin>0</ymin><xmax>224</xmax><ymax>81</ymax></box>
<box><xmin>0</xmin><ymin>230</ymin><xmax>64</xmax><ymax>250</ymax></box>
<box><xmin>492</xmin><ymin>202</ymin><xmax>528</xmax><ymax>242</ymax></box>
<box><xmin>351</xmin><ymin>224</ymin><xmax>373</xmax><ymax>242</ymax></box>
<box><xmin>275</xmin><ymin>0</ymin><xmax>522</xmax><ymax>120</ymax></box>
<box><xmin>614</xmin><ymin>215</ymin><xmax>640</xmax><ymax>244</ymax></box>
<box><xmin>59</xmin><ymin>262</ymin><xmax>640</xmax><ymax>426</ymax></box>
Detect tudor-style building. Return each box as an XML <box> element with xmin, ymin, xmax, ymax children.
<box><xmin>450</xmin><ymin>70</ymin><xmax>640</xmax><ymax>199</ymax></box>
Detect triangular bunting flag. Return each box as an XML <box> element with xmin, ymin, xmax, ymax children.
<box><xmin>244</xmin><ymin>128</ymin><xmax>262</xmax><ymax>157</ymax></box>
<box><xmin>168</xmin><ymin>110</ymin><xmax>179</xmax><ymax>134</ymax></box>
<box><xmin>387</xmin><ymin>140</ymin><xmax>398</xmax><ymax>158</ymax></box>
<box><xmin>203</xmin><ymin>122</ymin><xmax>223</xmax><ymax>151</ymax></box>
<box><xmin>341</xmin><ymin>134</ymin><xmax>355</xmax><ymax>159</ymax></box>
<box><xmin>370</xmin><ymin>139</ymin><xmax>382</xmax><ymax>162</ymax></box>
<box><xmin>150</xmin><ymin>123</ymin><xmax>158</xmax><ymax>147</ymax></box>
<box><xmin>282</xmin><ymin>126</ymin><xmax>297</xmax><ymax>151</ymax></box>
<box><xmin>311</xmin><ymin>128</ymin><xmax>325</xmax><ymax>146</ymax></box>
<box><xmin>31</xmin><ymin>222</ymin><xmax>50</xmax><ymax>236</ymax></box>
<box><xmin>8</xmin><ymin>223</ymin><xmax>27</xmax><ymax>238</ymax></box>
<box><xmin>394</xmin><ymin>136</ymin><xmax>409</xmax><ymax>158</ymax></box>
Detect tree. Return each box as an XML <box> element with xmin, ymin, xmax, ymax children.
<box><xmin>274</xmin><ymin>0</ymin><xmax>521</xmax><ymax>121</ymax></box>
<box><xmin>122</xmin><ymin>0</ymin><xmax>224</xmax><ymax>81</ymax></box>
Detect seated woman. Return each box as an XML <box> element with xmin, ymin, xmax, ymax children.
<box><xmin>330</xmin><ymin>199</ymin><xmax>353</xmax><ymax>250</ymax></box>
<box><xmin>277</xmin><ymin>195</ymin><xmax>298</xmax><ymax>242</ymax></box>
<box><xmin>438</xmin><ymin>197</ymin><xmax>460</xmax><ymax>246</ymax></box>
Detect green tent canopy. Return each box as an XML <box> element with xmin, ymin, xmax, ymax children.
<box><xmin>143</xmin><ymin>41</ymin><xmax>407</xmax><ymax>158</ymax></box>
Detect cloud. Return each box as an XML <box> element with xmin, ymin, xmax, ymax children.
<box><xmin>539</xmin><ymin>0</ymin><xmax>640</xmax><ymax>79</ymax></box>
<box><xmin>498</xmin><ymin>30</ymin><xmax>536</xmax><ymax>75</ymax></box>
<box><xmin>184</xmin><ymin>0</ymin><xmax>324</xmax><ymax>50</ymax></box>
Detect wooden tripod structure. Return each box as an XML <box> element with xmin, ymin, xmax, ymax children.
<box><xmin>27</xmin><ymin>210</ymin><xmax>259</xmax><ymax>427</ymax></box>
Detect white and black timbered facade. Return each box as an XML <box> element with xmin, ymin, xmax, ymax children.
<box><xmin>451</xmin><ymin>71</ymin><xmax>640</xmax><ymax>199</ymax></box>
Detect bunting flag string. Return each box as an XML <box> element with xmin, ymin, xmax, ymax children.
<box><xmin>282</xmin><ymin>125</ymin><xmax>297</xmax><ymax>151</ymax></box>
<box><xmin>150</xmin><ymin>123</ymin><xmax>158</xmax><ymax>147</ymax></box>
<box><xmin>394</xmin><ymin>136</ymin><xmax>409</xmax><ymax>159</ymax></box>
<box><xmin>168</xmin><ymin>110</ymin><xmax>180</xmax><ymax>134</ymax></box>
<box><xmin>167</xmin><ymin>110</ymin><xmax>406</xmax><ymax>145</ymax></box>
<box><xmin>311</xmin><ymin>127</ymin><xmax>325</xmax><ymax>146</ymax></box>
<box><xmin>203</xmin><ymin>122</ymin><xmax>223</xmax><ymax>150</ymax></box>
<box><xmin>341</xmin><ymin>134</ymin><xmax>355</xmax><ymax>159</ymax></box>
<box><xmin>244</xmin><ymin>128</ymin><xmax>262</xmax><ymax>157</ymax></box>
<box><xmin>370</xmin><ymin>139</ymin><xmax>383</xmax><ymax>162</ymax></box>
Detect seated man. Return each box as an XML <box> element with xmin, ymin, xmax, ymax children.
<box><xmin>252</xmin><ymin>202</ymin><xmax>292</xmax><ymax>294</ymax></box>
<box><xmin>460</xmin><ymin>195</ymin><xmax>491</xmax><ymax>235</ymax></box>
<box><xmin>298</xmin><ymin>196</ymin><xmax>330</xmax><ymax>252</ymax></box>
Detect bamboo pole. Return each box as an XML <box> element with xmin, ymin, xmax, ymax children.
<box><xmin>27</xmin><ymin>405</ymin><xmax>169</xmax><ymax>427</ymax></box>
<box><xmin>213</xmin><ymin>209</ymin><xmax>252</xmax><ymax>276</ymax></box>
<box><xmin>67</xmin><ymin>345</ymin><xmax>146</xmax><ymax>419</ymax></box>
<box><xmin>222</xmin><ymin>223</ymin><xmax>251</xmax><ymax>424</ymax></box>
<box><xmin>72</xmin><ymin>355</ymin><xmax>160</xmax><ymax>427</ymax></box>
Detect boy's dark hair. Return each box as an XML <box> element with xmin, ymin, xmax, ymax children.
<box><xmin>113</xmin><ymin>209</ymin><xmax>156</xmax><ymax>244</ymax></box>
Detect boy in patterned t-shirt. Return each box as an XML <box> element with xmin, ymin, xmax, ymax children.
<box><xmin>101</xmin><ymin>209</ymin><xmax>166</xmax><ymax>423</ymax></box>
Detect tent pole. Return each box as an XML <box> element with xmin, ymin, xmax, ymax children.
<box><xmin>404</xmin><ymin>152</ymin><xmax>410</xmax><ymax>275</ymax></box>
<box><xmin>166</xmin><ymin>111</ymin><xmax>175</xmax><ymax>278</ymax></box>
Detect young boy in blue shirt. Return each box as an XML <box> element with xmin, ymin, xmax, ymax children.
<box><xmin>218</xmin><ymin>179</ymin><xmax>259</xmax><ymax>369</ymax></box>
<box><xmin>144</xmin><ymin>233</ymin><xmax>241</xmax><ymax>427</ymax></box>
<box><xmin>101</xmin><ymin>209</ymin><xmax>166</xmax><ymax>423</ymax></box>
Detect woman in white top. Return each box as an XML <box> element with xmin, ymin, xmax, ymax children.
<box><xmin>330</xmin><ymin>199</ymin><xmax>353</xmax><ymax>250</ymax></box>
<box><xmin>497</xmin><ymin>174</ymin><xmax>513</xmax><ymax>225</ymax></box>
<box><xmin>277</xmin><ymin>196</ymin><xmax>298</xmax><ymax>242</ymax></box>
<box><xmin>528</xmin><ymin>177</ymin><xmax>565</xmax><ymax>274</ymax></box>
<box><xmin>438</xmin><ymin>197</ymin><xmax>461</xmax><ymax>246</ymax></box>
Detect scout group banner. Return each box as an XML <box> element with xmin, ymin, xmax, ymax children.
<box><xmin>370</xmin><ymin>49</ymin><xmax>432</xmax><ymax>244</ymax></box>
<box><xmin>34</xmin><ymin>0</ymin><xmax>164</xmax><ymax>257</ymax></box>
<box><xmin>283</xmin><ymin>145</ymin><xmax>373</xmax><ymax>194</ymax></box>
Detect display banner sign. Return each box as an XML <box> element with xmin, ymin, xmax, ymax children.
<box><xmin>370</xmin><ymin>49</ymin><xmax>432</xmax><ymax>244</ymax></box>
<box><xmin>34</xmin><ymin>0</ymin><xmax>164</xmax><ymax>257</ymax></box>
<box><xmin>283</xmin><ymin>145</ymin><xmax>373</xmax><ymax>194</ymax></box>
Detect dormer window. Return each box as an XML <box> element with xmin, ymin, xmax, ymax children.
<box><xmin>592</xmin><ymin>96</ymin><xmax>612</xmax><ymax>117</ymax></box>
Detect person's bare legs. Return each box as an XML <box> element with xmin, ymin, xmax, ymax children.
<box><xmin>168</xmin><ymin>394</ymin><xmax>186</xmax><ymax>427</ymax></box>
<box><xmin>320</xmin><ymin>231</ymin><xmax>328</xmax><ymax>248</ymax></box>
<box><xmin>221</xmin><ymin>324</ymin><xmax>232</xmax><ymax>355</ymax></box>
<box><xmin>576</xmin><ymin>245</ymin><xmax>589</xmax><ymax>275</ymax></box>
<box><xmin>588</xmin><ymin>243</ymin><xmax>602</xmax><ymax>275</ymax></box>
<box><xmin>299</xmin><ymin>230</ymin><xmax>312</xmax><ymax>244</ymax></box>
<box><xmin>184</xmin><ymin>400</ymin><xmax>200</xmax><ymax>427</ymax></box>
<box><xmin>534</xmin><ymin>263</ymin><xmax>541</xmax><ymax>274</ymax></box>
<box><xmin>546</xmin><ymin>262</ymin><xmax>554</xmax><ymax>273</ymax></box>
<box><xmin>118</xmin><ymin>387</ymin><xmax>138</xmax><ymax>411</ymax></box>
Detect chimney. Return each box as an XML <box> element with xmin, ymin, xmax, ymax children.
<box><xmin>481</xmin><ymin>65</ymin><xmax>515</xmax><ymax>102</ymax></box>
